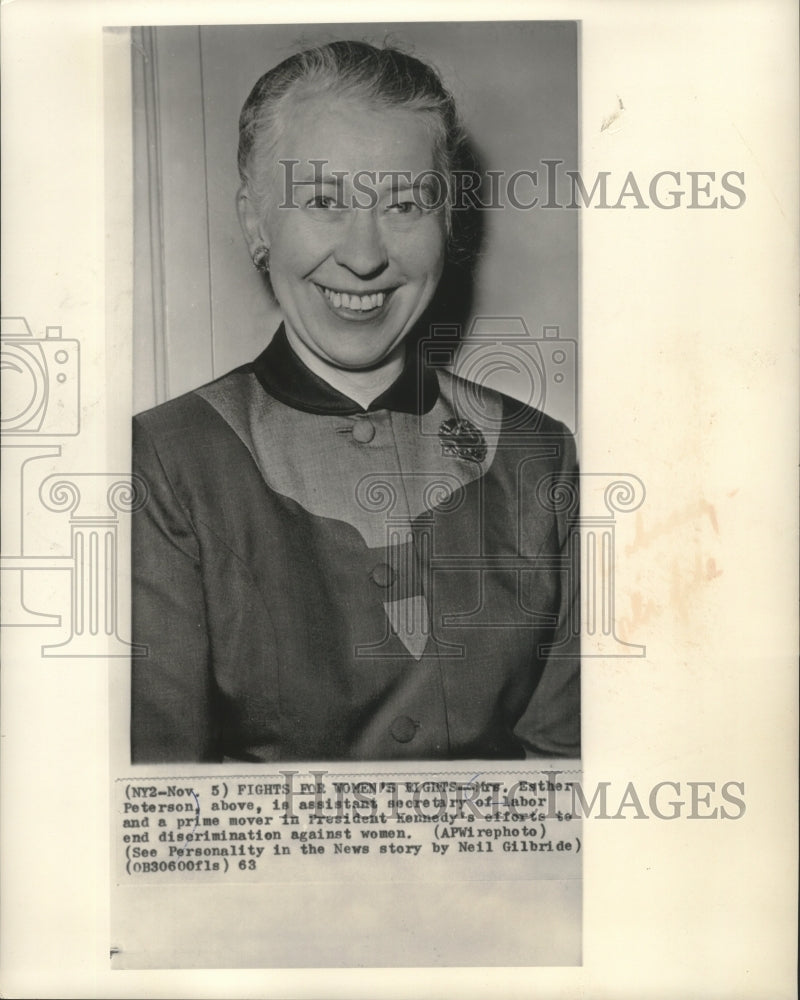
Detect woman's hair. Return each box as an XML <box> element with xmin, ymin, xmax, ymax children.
<box><xmin>237</xmin><ymin>40</ymin><xmax>465</xmax><ymax>223</ymax></box>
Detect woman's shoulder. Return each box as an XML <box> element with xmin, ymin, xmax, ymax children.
<box><xmin>133</xmin><ymin>362</ymin><xmax>257</xmax><ymax>433</ymax></box>
<box><xmin>132</xmin><ymin>362</ymin><xmax>265</xmax><ymax>467</ymax></box>
<box><xmin>133</xmin><ymin>386</ymin><xmax>209</xmax><ymax>430</ymax></box>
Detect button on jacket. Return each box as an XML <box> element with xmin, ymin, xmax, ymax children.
<box><xmin>131</xmin><ymin>327</ymin><xmax>580</xmax><ymax>763</ymax></box>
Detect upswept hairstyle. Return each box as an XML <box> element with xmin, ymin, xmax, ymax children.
<box><xmin>237</xmin><ymin>39</ymin><xmax>466</xmax><ymax>225</ymax></box>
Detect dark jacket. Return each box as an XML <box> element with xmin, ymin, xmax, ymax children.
<box><xmin>131</xmin><ymin>327</ymin><xmax>580</xmax><ymax>762</ymax></box>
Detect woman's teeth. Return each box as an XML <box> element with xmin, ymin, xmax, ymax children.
<box><xmin>322</xmin><ymin>287</ymin><xmax>386</xmax><ymax>311</ymax></box>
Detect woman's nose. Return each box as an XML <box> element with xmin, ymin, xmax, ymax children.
<box><xmin>332</xmin><ymin>209</ymin><xmax>388</xmax><ymax>278</ymax></box>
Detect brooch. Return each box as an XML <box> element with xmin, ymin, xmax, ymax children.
<box><xmin>438</xmin><ymin>418</ymin><xmax>487</xmax><ymax>463</ymax></box>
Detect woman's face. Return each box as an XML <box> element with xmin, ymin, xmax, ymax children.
<box><xmin>241</xmin><ymin>94</ymin><xmax>447</xmax><ymax>371</ymax></box>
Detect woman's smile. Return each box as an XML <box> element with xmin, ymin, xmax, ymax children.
<box><xmin>240</xmin><ymin>94</ymin><xmax>446</xmax><ymax>371</ymax></box>
<box><xmin>314</xmin><ymin>282</ymin><xmax>395</xmax><ymax>320</ymax></box>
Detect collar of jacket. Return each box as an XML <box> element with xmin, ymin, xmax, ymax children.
<box><xmin>251</xmin><ymin>324</ymin><xmax>440</xmax><ymax>416</ymax></box>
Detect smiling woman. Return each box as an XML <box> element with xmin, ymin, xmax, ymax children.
<box><xmin>131</xmin><ymin>38</ymin><xmax>580</xmax><ymax>764</ymax></box>
<box><xmin>238</xmin><ymin>94</ymin><xmax>446</xmax><ymax>378</ymax></box>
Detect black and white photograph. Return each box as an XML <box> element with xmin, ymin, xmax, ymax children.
<box><xmin>0</xmin><ymin>0</ymin><xmax>797</xmax><ymax>996</ymax></box>
<box><xmin>128</xmin><ymin>22</ymin><xmax>580</xmax><ymax>766</ymax></box>
<box><xmin>113</xmin><ymin>22</ymin><xmax>584</xmax><ymax>971</ymax></box>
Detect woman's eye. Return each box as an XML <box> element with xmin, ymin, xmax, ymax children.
<box><xmin>386</xmin><ymin>200</ymin><xmax>420</xmax><ymax>215</ymax></box>
<box><xmin>305</xmin><ymin>194</ymin><xmax>340</xmax><ymax>209</ymax></box>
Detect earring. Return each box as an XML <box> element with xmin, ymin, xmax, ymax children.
<box><xmin>252</xmin><ymin>245</ymin><xmax>270</xmax><ymax>273</ymax></box>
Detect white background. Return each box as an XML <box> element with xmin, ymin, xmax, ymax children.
<box><xmin>1</xmin><ymin>1</ymin><xmax>798</xmax><ymax>997</ymax></box>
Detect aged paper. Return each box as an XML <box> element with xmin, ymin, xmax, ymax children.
<box><xmin>1</xmin><ymin>1</ymin><xmax>798</xmax><ymax>998</ymax></box>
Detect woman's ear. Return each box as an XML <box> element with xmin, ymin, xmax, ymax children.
<box><xmin>236</xmin><ymin>184</ymin><xmax>269</xmax><ymax>256</ymax></box>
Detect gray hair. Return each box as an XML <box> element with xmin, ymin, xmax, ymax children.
<box><xmin>237</xmin><ymin>40</ymin><xmax>465</xmax><ymax>225</ymax></box>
